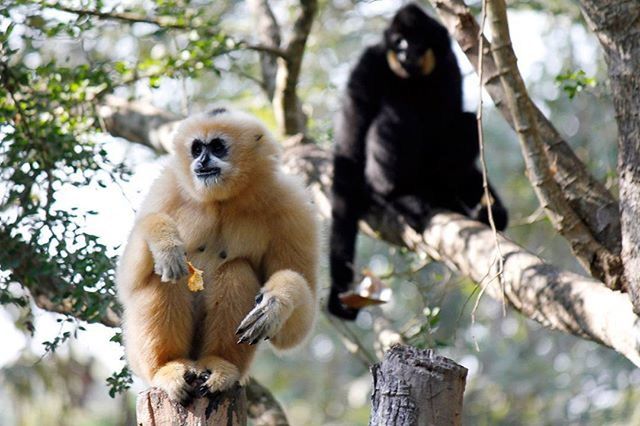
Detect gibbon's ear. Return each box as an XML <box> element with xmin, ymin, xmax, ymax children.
<box><xmin>208</xmin><ymin>107</ymin><xmax>228</xmax><ymax>116</ymax></box>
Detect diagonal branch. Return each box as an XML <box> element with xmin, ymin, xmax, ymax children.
<box><xmin>431</xmin><ymin>0</ymin><xmax>624</xmax><ymax>290</ymax></box>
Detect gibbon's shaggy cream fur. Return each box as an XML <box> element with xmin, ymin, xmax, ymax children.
<box><xmin>116</xmin><ymin>108</ymin><xmax>318</xmax><ymax>403</ymax></box>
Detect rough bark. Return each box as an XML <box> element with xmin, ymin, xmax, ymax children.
<box><xmin>369</xmin><ymin>345</ymin><xmax>467</xmax><ymax>426</ymax></box>
<box><xmin>431</xmin><ymin>0</ymin><xmax>624</xmax><ymax>290</ymax></box>
<box><xmin>96</xmin><ymin>101</ymin><xmax>640</xmax><ymax>366</ymax></box>
<box><xmin>136</xmin><ymin>387</ymin><xmax>247</xmax><ymax>426</ymax></box>
<box><xmin>577</xmin><ymin>0</ymin><xmax>640</xmax><ymax>313</ymax></box>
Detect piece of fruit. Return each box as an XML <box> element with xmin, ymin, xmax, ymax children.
<box><xmin>187</xmin><ymin>261</ymin><xmax>204</xmax><ymax>292</ymax></box>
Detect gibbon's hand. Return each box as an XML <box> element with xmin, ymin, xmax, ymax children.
<box><xmin>235</xmin><ymin>292</ymin><xmax>286</xmax><ymax>345</ymax></box>
<box><xmin>152</xmin><ymin>244</ymin><xmax>189</xmax><ymax>283</ymax></box>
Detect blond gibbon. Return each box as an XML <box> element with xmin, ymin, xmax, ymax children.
<box><xmin>116</xmin><ymin>108</ymin><xmax>319</xmax><ymax>404</ymax></box>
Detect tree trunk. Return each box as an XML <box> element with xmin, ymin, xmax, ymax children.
<box><xmin>136</xmin><ymin>387</ymin><xmax>247</xmax><ymax>426</ymax></box>
<box><xmin>369</xmin><ymin>345</ymin><xmax>467</xmax><ymax>426</ymax></box>
<box><xmin>578</xmin><ymin>0</ymin><xmax>640</xmax><ymax>314</ymax></box>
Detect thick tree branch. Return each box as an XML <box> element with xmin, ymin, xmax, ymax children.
<box><xmin>577</xmin><ymin>0</ymin><xmax>640</xmax><ymax>314</ymax></box>
<box><xmin>93</xmin><ymin>99</ymin><xmax>640</xmax><ymax>366</ymax></box>
<box><xmin>99</xmin><ymin>96</ymin><xmax>178</xmax><ymax>154</ymax></box>
<box><xmin>430</xmin><ymin>0</ymin><xmax>623</xmax><ymax>289</ymax></box>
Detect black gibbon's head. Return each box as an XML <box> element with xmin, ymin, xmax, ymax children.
<box><xmin>172</xmin><ymin>107</ymin><xmax>280</xmax><ymax>201</ymax></box>
<box><xmin>384</xmin><ymin>3</ymin><xmax>450</xmax><ymax>79</ymax></box>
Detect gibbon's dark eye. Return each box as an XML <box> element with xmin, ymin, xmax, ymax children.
<box><xmin>191</xmin><ymin>139</ymin><xmax>204</xmax><ymax>158</ymax></box>
<box><xmin>209</xmin><ymin>137</ymin><xmax>228</xmax><ymax>158</ymax></box>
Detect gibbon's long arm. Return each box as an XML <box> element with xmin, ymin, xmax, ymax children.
<box><xmin>329</xmin><ymin>48</ymin><xmax>382</xmax><ymax>320</ymax></box>
<box><xmin>116</xmin><ymin>176</ymin><xmax>187</xmax><ymax>296</ymax></box>
<box><xmin>258</xmin><ymin>206</ymin><xmax>318</xmax><ymax>349</ymax></box>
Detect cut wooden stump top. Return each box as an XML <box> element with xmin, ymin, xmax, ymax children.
<box><xmin>136</xmin><ymin>385</ymin><xmax>247</xmax><ymax>426</ymax></box>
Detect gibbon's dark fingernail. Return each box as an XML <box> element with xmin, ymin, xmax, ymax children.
<box><xmin>255</xmin><ymin>293</ymin><xmax>264</xmax><ymax>304</ymax></box>
<box><xmin>197</xmin><ymin>385</ymin><xmax>209</xmax><ymax>397</ymax></box>
<box><xmin>251</xmin><ymin>337</ymin><xmax>260</xmax><ymax>345</ymax></box>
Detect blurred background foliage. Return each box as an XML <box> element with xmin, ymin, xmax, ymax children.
<box><xmin>0</xmin><ymin>0</ymin><xmax>637</xmax><ymax>425</ymax></box>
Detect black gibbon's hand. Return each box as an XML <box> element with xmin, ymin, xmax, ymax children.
<box><xmin>327</xmin><ymin>286</ymin><xmax>360</xmax><ymax>321</ymax></box>
<box><xmin>151</xmin><ymin>244</ymin><xmax>189</xmax><ymax>283</ymax></box>
<box><xmin>235</xmin><ymin>292</ymin><xmax>285</xmax><ymax>345</ymax></box>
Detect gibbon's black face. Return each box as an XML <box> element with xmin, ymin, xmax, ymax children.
<box><xmin>384</xmin><ymin>3</ymin><xmax>449</xmax><ymax>79</ymax></box>
<box><xmin>190</xmin><ymin>136</ymin><xmax>230</xmax><ymax>185</ymax></box>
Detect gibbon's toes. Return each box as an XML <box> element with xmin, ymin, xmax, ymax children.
<box><xmin>152</xmin><ymin>361</ymin><xmax>197</xmax><ymax>405</ymax></box>
<box><xmin>235</xmin><ymin>293</ymin><xmax>283</xmax><ymax>345</ymax></box>
<box><xmin>197</xmin><ymin>369</ymin><xmax>239</xmax><ymax>396</ymax></box>
<box><xmin>154</xmin><ymin>245</ymin><xmax>189</xmax><ymax>283</ymax></box>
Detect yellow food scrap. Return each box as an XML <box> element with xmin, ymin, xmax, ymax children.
<box><xmin>187</xmin><ymin>261</ymin><xmax>204</xmax><ymax>292</ymax></box>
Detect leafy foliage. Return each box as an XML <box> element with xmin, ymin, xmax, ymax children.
<box><xmin>0</xmin><ymin>0</ymin><xmax>241</xmax><ymax>396</ymax></box>
<box><xmin>555</xmin><ymin>69</ymin><xmax>597</xmax><ymax>99</ymax></box>
<box><xmin>106</xmin><ymin>366</ymin><xmax>133</xmax><ymax>398</ymax></box>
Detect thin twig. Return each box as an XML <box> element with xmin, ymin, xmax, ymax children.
<box><xmin>473</xmin><ymin>0</ymin><xmax>507</xmax><ymax>319</ymax></box>
<box><xmin>324</xmin><ymin>313</ymin><xmax>377</xmax><ymax>366</ymax></box>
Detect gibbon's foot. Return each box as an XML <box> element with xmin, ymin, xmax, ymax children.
<box><xmin>195</xmin><ymin>358</ymin><xmax>240</xmax><ymax>396</ymax></box>
<box><xmin>151</xmin><ymin>360</ymin><xmax>197</xmax><ymax>406</ymax></box>
<box><xmin>327</xmin><ymin>287</ymin><xmax>360</xmax><ymax>321</ymax></box>
<box><xmin>235</xmin><ymin>292</ymin><xmax>285</xmax><ymax>344</ymax></box>
<box><xmin>152</xmin><ymin>244</ymin><xmax>189</xmax><ymax>283</ymax></box>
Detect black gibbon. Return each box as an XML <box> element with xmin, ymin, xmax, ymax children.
<box><xmin>117</xmin><ymin>109</ymin><xmax>318</xmax><ymax>404</ymax></box>
<box><xmin>328</xmin><ymin>3</ymin><xmax>508</xmax><ymax>320</ymax></box>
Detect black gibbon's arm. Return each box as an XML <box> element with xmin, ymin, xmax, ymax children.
<box><xmin>329</xmin><ymin>49</ymin><xmax>382</xmax><ymax>320</ymax></box>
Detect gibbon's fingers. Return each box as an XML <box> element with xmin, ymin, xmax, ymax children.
<box><xmin>235</xmin><ymin>294</ymin><xmax>284</xmax><ymax>345</ymax></box>
<box><xmin>152</xmin><ymin>244</ymin><xmax>189</xmax><ymax>283</ymax></box>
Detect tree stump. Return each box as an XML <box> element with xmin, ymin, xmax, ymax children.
<box><xmin>370</xmin><ymin>345</ymin><xmax>468</xmax><ymax>426</ymax></box>
<box><xmin>136</xmin><ymin>386</ymin><xmax>247</xmax><ymax>426</ymax></box>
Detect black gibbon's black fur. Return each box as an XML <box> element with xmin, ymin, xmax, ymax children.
<box><xmin>328</xmin><ymin>3</ymin><xmax>508</xmax><ymax>320</ymax></box>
